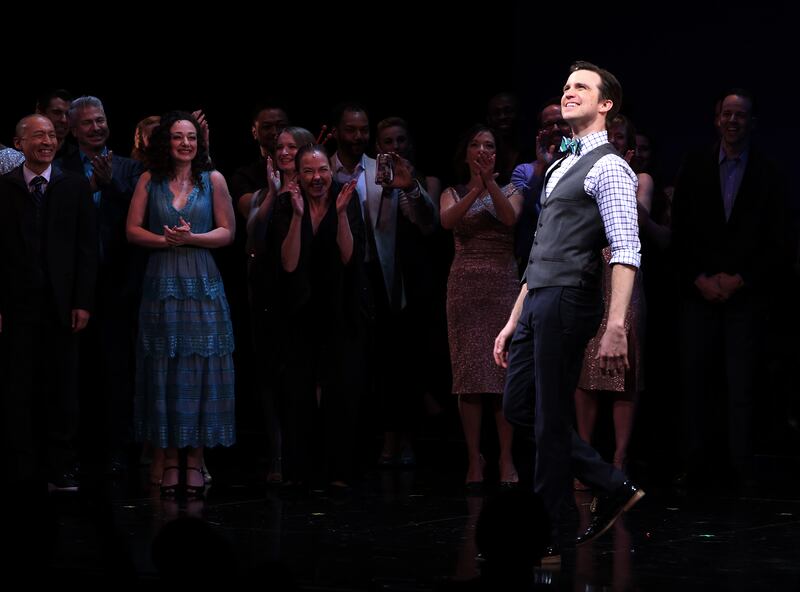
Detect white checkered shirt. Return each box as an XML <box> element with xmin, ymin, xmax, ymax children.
<box><xmin>545</xmin><ymin>130</ymin><xmax>641</xmax><ymax>268</ymax></box>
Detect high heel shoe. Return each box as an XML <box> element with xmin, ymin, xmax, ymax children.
<box><xmin>465</xmin><ymin>454</ymin><xmax>486</xmax><ymax>494</ymax></box>
<box><xmin>159</xmin><ymin>466</ymin><xmax>181</xmax><ymax>498</ymax></box>
<box><xmin>499</xmin><ymin>459</ymin><xmax>519</xmax><ymax>489</ymax></box>
<box><xmin>185</xmin><ymin>466</ymin><xmax>206</xmax><ymax>498</ymax></box>
<box><xmin>201</xmin><ymin>460</ymin><xmax>212</xmax><ymax>484</ymax></box>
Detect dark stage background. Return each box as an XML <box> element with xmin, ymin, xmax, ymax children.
<box><xmin>1</xmin><ymin>5</ymin><xmax>794</xmax><ymax>201</ymax></box>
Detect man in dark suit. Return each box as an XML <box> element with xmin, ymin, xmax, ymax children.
<box><xmin>57</xmin><ymin>96</ymin><xmax>143</xmax><ymax>477</ymax></box>
<box><xmin>672</xmin><ymin>89</ymin><xmax>785</xmax><ymax>486</ymax></box>
<box><xmin>0</xmin><ymin>114</ymin><xmax>98</xmax><ymax>494</ymax></box>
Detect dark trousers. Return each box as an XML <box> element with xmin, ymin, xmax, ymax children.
<box><xmin>504</xmin><ymin>287</ymin><xmax>626</xmax><ymax>533</ymax></box>
<box><xmin>1</xmin><ymin>315</ymin><xmax>79</xmax><ymax>485</ymax></box>
<box><xmin>365</xmin><ymin>262</ymin><xmax>421</xmax><ymax>434</ymax></box>
<box><xmin>79</xmin><ymin>268</ymin><xmax>137</xmax><ymax>463</ymax></box>
<box><xmin>278</xmin><ymin>323</ymin><xmax>365</xmax><ymax>484</ymax></box>
<box><xmin>680</xmin><ymin>289</ymin><xmax>760</xmax><ymax>478</ymax></box>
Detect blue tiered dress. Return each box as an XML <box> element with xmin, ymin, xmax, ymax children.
<box><xmin>134</xmin><ymin>171</ymin><xmax>235</xmax><ymax>449</ymax></box>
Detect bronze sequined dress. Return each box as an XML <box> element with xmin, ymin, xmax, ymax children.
<box><xmin>446</xmin><ymin>184</ymin><xmax>520</xmax><ymax>395</ymax></box>
<box><xmin>577</xmin><ymin>246</ymin><xmax>645</xmax><ymax>392</ymax></box>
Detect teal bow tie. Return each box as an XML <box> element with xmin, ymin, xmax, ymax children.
<box><xmin>560</xmin><ymin>136</ymin><xmax>581</xmax><ymax>155</ymax></box>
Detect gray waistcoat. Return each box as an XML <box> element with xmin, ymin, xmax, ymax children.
<box><xmin>523</xmin><ymin>143</ymin><xmax>618</xmax><ymax>290</ymax></box>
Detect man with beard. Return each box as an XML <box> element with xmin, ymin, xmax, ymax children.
<box><xmin>510</xmin><ymin>98</ymin><xmax>573</xmax><ymax>276</ymax></box>
<box><xmin>58</xmin><ymin>96</ymin><xmax>143</xmax><ymax>480</ymax></box>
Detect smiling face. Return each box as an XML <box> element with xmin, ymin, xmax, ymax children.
<box><xmin>561</xmin><ymin>69</ymin><xmax>612</xmax><ymax>134</ymax></box>
<box><xmin>15</xmin><ymin>115</ymin><xmax>57</xmax><ymax>172</ymax></box>
<box><xmin>298</xmin><ymin>150</ymin><xmax>332</xmax><ymax>200</ymax></box>
<box><xmin>169</xmin><ymin>120</ymin><xmax>198</xmax><ymax>164</ymax></box>
<box><xmin>717</xmin><ymin>94</ymin><xmax>754</xmax><ymax>150</ymax></box>
<box><xmin>72</xmin><ymin>105</ymin><xmax>109</xmax><ymax>153</ymax></box>
<box><xmin>540</xmin><ymin>103</ymin><xmax>570</xmax><ymax>147</ymax></box>
<box><xmin>275</xmin><ymin>130</ymin><xmax>301</xmax><ymax>174</ymax></box>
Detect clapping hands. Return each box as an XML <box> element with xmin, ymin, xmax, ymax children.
<box><xmin>164</xmin><ymin>216</ymin><xmax>193</xmax><ymax>246</ymax></box>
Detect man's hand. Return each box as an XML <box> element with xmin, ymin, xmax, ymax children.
<box><xmin>386</xmin><ymin>153</ymin><xmax>415</xmax><ymax>190</ymax></box>
<box><xmin>493</xmin><ymin>323</ymin><xmax>515</xmax><ymax>368</ymax></box>
<box><xmin>717</xmin><ymin>272</ymin><xmax>744</xmax><ymax>299</ymax></box>
<box><xmin>91</xmin><ymin>152</ymin><xmax>113</xmax><ymax>188</ymax></box>
<box><xmin>71</xmin><ymin>309</ymin><xmax>90</xmax><ymax>333</ymax></box>
<box><xmin>596</xmin><ymin>322</ymin><xmax>629</xmax><ymax>375</ymax></box>
<box><xmin>695</xmin><ymin>274</ymin><xmax>725</xmax><ymax>303</ymax></box>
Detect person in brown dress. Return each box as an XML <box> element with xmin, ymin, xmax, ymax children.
<box><xmin>573</xmin><ymin>115</ymin><xmax>653</xmax><ymax>482</ymax></box>
<box><xmin>440</xmin><ymin>125</ymin><xmax>523</xmax><ymax>489</ymax></box>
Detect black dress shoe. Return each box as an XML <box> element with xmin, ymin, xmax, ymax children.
<box><xmin>575</xmin><ymin>480</ymin><xmax>644</xmax><ymax>546</ymax></box>
<box><xmin>48</xmin><ymin>472</ymin><xmax>80</xmax><ymax>493</ymax></box>
<box><xmin>540</xmin><ymin>543</ymin><xmax>561</xmax><ymax>566</ymax></box>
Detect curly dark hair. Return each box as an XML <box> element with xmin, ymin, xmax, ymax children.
<box><xmin>146</xmin><ymin>111</ymin><xmax>212</xmax><ymax>185</ymax></box>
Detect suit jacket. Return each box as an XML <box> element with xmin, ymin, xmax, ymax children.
<box><xmin>356</xmin><ymin>156</ymin><xmax>436</xmax><ymax>307</ymax></box>
<box><xmin>57</xmin><ymin>150</ymin><xmax>143</xmax><ymax>296</ymax></box>
<box><xmin>671</xmin><ymin>143</ymin><xmax>785</xmax><ymax>296</ymax></box>
<box><xmin>0</xmin><ymin>165</ymin><xmax>98</xmax><ymax>328</ymax></box>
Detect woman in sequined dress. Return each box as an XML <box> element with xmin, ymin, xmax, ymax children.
<box><xmin>574</xmin><ymin>115</ymin><xmax>652</xmax><ymax>480</ymax></box>
<box><xmin>441</xmin><ymin>125</ymin><xmax>524</xmax><ymax>489</ymax></box>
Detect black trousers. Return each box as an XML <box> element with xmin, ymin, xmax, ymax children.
<box><xmin>78</xmin><ymin>267</ymin><xmax>137</xmax><ymax>463</ymax></box>
<box><xmin>503</xmin><ymin>287</ymin><xmax>626</xmax><ymax>534</ymax></box>
<box><xmin>680</xmin><ymin>289</ymin><xmax>761</xmax><ymax>478</ymax></box>
<box><xmin>1</xmin><ymin>314</ymin><xmax>79</xmax><ymax>485</ymax></box>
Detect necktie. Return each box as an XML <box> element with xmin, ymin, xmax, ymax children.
<box><xmin>30</xmin><ymin>175</ymin><xmax>46</xmax><ymax>208</ymax></box>
<box><xmin>559</xmin><ymin>136</ymin><xmax>581</xmax><ymax>155</ymax></box>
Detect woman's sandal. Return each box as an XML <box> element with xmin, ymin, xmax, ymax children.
<box><xmin>159</xmin><ymin>466</ymin><xmax>182</xmax><ymax>498</ymax></box>
<box><xmin>185</xmin><ymin>466</ymin><xmax>206</xmax><ymax>498</ymax></box>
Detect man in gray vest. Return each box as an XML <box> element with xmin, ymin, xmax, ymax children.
<box><xmin>493</xmin><ymin>61</ymin><xmax>644</xmax><ymax>556</ymax></box>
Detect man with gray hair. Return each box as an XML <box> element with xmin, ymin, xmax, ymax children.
<box><xmin>58</xmin><ymin>96</ymin><xmax>143</xmax><ymax>479</ymax></box>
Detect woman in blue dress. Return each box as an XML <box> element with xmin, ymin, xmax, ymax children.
<box><xmin>126</xmin><ymin>111</ymin><xmax>236</xmax><ymax>497</ymax></box>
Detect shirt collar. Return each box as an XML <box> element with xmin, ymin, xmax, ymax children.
<box><xmin>331</xmin><ymin>151</ymin><xmax>366</xmax><ymax>175</ymax></box>
<box><xmin>718</xmin><ymin>144</ymin><xmax>749</xmax><ymax>165</ymax></box>
<box><xmin>80</xmin><ymin>146</ymin><xmax>108</xmax><ymax>163</ymax></box>
<box><xmin>574</xmin><ymin>130</ymin><xmax>611</xmax><ymax>155</ymax></box>
<box><xmin>23</xmin><ymin>163</ymin><xmax>52</xmax><ymax>186</ymax></box>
